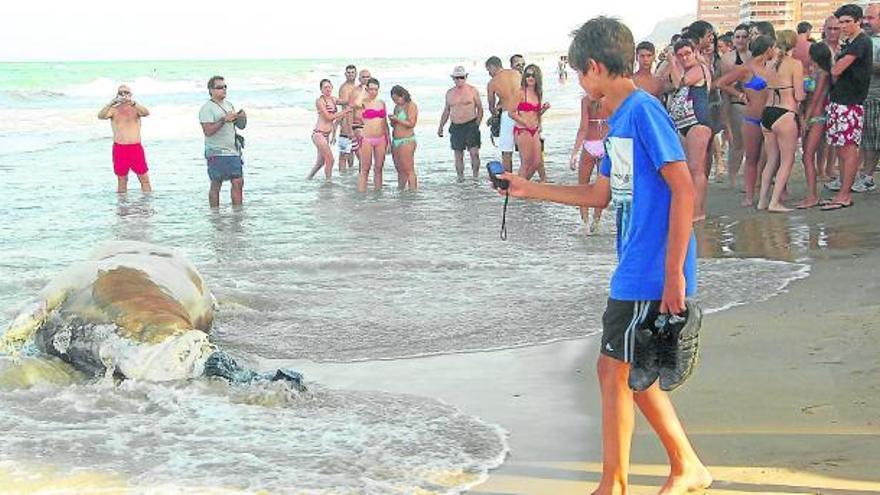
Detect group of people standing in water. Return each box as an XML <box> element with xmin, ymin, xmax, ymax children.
<box><xmin>308</xmin><ymin>54</ymin><xmax>554</xmax><ymax>193</ymax></box>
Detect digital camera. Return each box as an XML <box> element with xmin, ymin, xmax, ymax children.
<box><xmin>486</xmin><ymin>161</ymin><xmax>508</xmax><ymax>190</ymax></box>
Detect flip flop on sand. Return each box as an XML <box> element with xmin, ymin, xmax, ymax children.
<box><xmin>795</xmin><ymin>201</ymin><xmax>819</xmax><ymax>209</ymax></box>
<box><xmin>820</xmin><ymin>201</ymin><xmax>854</xmax><ymax>211</ymax></box>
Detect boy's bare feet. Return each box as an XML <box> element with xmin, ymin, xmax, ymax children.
<box><xmin>767</xmin><ymin>203</ymin><xmax>792</xmax><ymax>213</ymax></box>
<box><xmin>591</xmin><ymin>479</ymin><xmax>626</xmax><ymax>495</ymax></box>
<box><xmin>658</xmin><ymin>464</ymin><xmax>713</xmax><ymax>494</ymax></box>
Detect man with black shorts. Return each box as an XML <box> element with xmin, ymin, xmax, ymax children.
<box><xmin>199</xmin><ymin>75</ymin><xmax>247</xmax><ymax>207</ymax></box>
<box><xmin>438</xmin><ymin>66</ymin><xmax>484</xmax><ymax>180</ymax></box>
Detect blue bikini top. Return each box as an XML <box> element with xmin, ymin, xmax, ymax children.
<box><xmin>743</xmin><ymin>74</ymin><xmax>767</xmax><ymax>91</ymax></box>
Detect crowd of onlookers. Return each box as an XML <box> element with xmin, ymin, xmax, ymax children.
<box><xmin>622</xmin><ymin>3</ymin><xmax>880</xmax><ymax>219</ymax></box>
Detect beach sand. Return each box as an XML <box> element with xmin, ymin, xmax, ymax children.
<box><xmin>300</xmin><ymin>180</ymin><xmax>880</xmax><ymax>494</ymax></box>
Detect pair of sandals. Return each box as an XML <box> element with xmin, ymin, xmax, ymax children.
<box><xmin>628</xmin><ymin>300</ymin><xmax>703</xmax><ymax>392</ymax></box>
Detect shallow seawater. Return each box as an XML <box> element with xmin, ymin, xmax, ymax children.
<box><xmin>0</xmin><ymin>58</ymin><xmax>813</xmax><ymax>492</ymax></box>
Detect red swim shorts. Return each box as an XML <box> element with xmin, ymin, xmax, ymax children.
<box><xmin>112</xmin><ymin>142</ymin><xmax>149</xmax><ymax>176</ymax></box>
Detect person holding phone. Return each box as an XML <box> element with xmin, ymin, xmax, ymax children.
<box><xmin>98</xmin><ymin>85</ymin><xmax>152</xmax><ymax>193</ymax></box>
<box><xmin>199</xmin><ymin>75</ymin><xmax>247</xmax><ymax>207</ymax></box>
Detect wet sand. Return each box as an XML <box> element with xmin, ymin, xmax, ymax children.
<box><xmin>296</xmin><ymin>179</ymin><xmax>880</xmax><ymax>494</ymax></box>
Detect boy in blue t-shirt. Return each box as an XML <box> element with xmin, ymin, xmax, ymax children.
<box><xmin>501</xmin><ymin>17</ymin><xmax>711</xmax><ymax>494</ymax></box>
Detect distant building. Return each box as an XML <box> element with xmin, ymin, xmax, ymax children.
<box><xmin>696</xmin><ymin>0</ymin><xmax>870</xmax><ymax>34</ymax></box>
<box><xmin>698</xmin><ymin>0</ymin><xmax>741</xmax><ymax>33</ymax></box>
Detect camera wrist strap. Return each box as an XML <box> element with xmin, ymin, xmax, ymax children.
<box><xmin>500</xmin><ymin>191</ymin><xmax>509</xmax><ymax>241</ymax></box>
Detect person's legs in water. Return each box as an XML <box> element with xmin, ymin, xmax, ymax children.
<box><xmin>741</xmin><ymin>120</ymin><xmax>764</xmax><ymax>207</ymax></box>
<box><xmin>372</xmin><ymin>140</ymin><xmax>387</xmax><ymax>190</ymax></box>
<box><xmin>405</xmin><ymin>141</ymin><xmax>418</xmax><ymax>189</ymax></box>
<box><xmin>468</xmin><ymin>146</ymin><xmax>480</xmax><ymax>178</ymax></box>
<box><xmin>230</xmin><ymin>177</ymin><xmax>243</xmax><ymax>206</ymax></box>
<box><xmin>358</xmin><ymin>141</ymin><xmax>374</xmax><ymax>192</ymax></box>
<box><xmin>684</xmin><ymin>125</ymin><xmax>712</xmax><ymax>221</ymax></box>
<box><xmin>766</xmin><ymin>114</ymin><xmax>799</xmax><ymax>212</ymax></box>
<box><xmin>797</xmin><ymin>120</ymin><xmax>824</xmax><ymax>208</ymax></box>
<box><xmin>117</xmin><ymin>175</ymin><xmax>128</xmax><ymax>194</ymax></box>
<box><xmin>209</xmin><ymin>180</ymin><xmax>222</xmax><ymax>208</ymax></box>
<box><xmin>135</xmin><ymin>173</ymin><xmax>152</xmax><ymax>193</ymax></box>
<box><xmin>453</xmin><ymin>149</ymin><xmax>465</xmax><ymax>181</ymax></box>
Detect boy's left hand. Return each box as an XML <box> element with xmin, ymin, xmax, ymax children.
<box><xmin>660</xmin><ymin>273</ymin><xmax>686</xmax><ymax>315</ymax></box>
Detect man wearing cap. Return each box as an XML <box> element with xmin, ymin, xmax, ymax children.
<box><xmin>438</xmin><ymin>66</ymin><xmax>484</xmax><ymax>180</ymax></box>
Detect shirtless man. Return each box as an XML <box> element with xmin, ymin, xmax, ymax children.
<box><xmin>98</xmin><ymin>85</ymin><xmax>152</xmax><ymax>193</ymax></box>
<box><xmin>793</xmin><ymin>22</ymin><xmax>813</xmax><ymax>72</ymax></box>
<box><xmin>337</xmin><ymin>64</ymin><xmax>358</xmax><ymax>171</ymax></box>
<box><xmin>633</xmin><ymin>41</ymin><xmax>662</xmax><ymax>97</ymax></box>
<box><xmin>437</xmin><ymin>66</ymin><xmax>483</xmax><ymax>180</ymax></box>
<box><xmin>486</xmin><ymin>56</ymin><xmax>524</xmax><ymax>172</ymax></box>
<box><xmin>348</xmin><ymin>69</ymin><xmax>373</xmax><ymax>170</ymax></box>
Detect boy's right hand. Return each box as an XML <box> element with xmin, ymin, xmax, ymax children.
<box><xmin>498</xmin><ymin>172</ymin><xmax>530</xmax><ymax>198</ymax></box>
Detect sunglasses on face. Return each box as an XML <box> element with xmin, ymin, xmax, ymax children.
<box><xmin>525</xmin><ymin>73</ymin><xmax>536</xmax><ymax>78</ymax></box>
<box><xmin>117</xmin><ymin>91</ymin><xmax>131</xmax><ymax>96</ymax></box>
<box><xmin>453</xmin><ymin>76</ymin><xmax>465</xmax><ymax>80</ymax></box>
<box><xmin>213</xmin><ymin>85</ymin><xmax>227</xmax><ymax>90</ymax></box>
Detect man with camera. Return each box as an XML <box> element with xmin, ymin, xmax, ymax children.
<box><xmin>199</xmin><ymin>75</ymin><xmax>247</xmax><ymax>208</ymax></box>
<box><xmin>98</xmin><ymin>85</ymin><xmax>152</xmax><ymax>193</ymax></box>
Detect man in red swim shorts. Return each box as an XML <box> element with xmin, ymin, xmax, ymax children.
<box><xmin>98</xmin><ymin>85</ymin><xmax>152</xmax><ymax>193</ymax></box>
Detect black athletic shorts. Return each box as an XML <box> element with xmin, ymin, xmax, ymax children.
<box><xmin>449</xmin><ymin>118</ymin><xmax>481</xmax><ymax>151</ymax></box>
<box><xmin>601</xmin><ymin>299</ymin><xmax>661</xmax><ymax>363</ymax></box>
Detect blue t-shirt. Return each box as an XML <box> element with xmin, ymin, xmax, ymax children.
<box><xmin>599</xmin><ymin>89</ymin><xmax>697</xmax><ymax>301</ymax></box>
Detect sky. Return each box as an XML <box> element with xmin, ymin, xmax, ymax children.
<box><xmin>3</xmin><ymin>0</ymin><xmax>696</xmax><ymax>61</ymax></box>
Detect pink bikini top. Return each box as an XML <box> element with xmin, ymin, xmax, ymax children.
<box><xmin>362</xmin><ymin>108</ymin><xmax>386</xmax><ymax>120</ymax></box>
<box><xmin>517</xmin><ymin>99</ymin><xmax>541</xmax><ymax>113</ymax></box>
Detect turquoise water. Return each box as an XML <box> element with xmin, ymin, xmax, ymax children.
<box><xmin>0</xmin><ymin>58</ymin><xmax>809</xmax><ymax>493</ymax></box>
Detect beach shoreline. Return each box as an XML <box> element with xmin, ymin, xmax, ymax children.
<box><xmin>294</xmin><ymin>181</ymin><xmax>880</xmax><ymax>494</ymax></box>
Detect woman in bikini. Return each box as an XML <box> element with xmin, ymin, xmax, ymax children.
<box><xmin>510</xmin><ymin>64</ymin><xmax>550</xmax><ymax>180</ymax></box>
<box><xmin>389</xmin><ymin>85</ymin><xmax>418</xmax><ymax>190</ymax></box>
<box><xmin>308</xmin><ymin>79</ymin><xmax>349</xmax><ymax>180</ymax></box>
<box><xmin>797</xmin><ymin>42</ymin><xmax>833</xmax><ymax>209</ymax></box>
<box><xmin>569</xmin><ymin>94</ymin><xmax>609</xmax><ymax>234</ymax></box>
<box><xmin>667</xmin><ymin>38</ymin><xmax>714</xmax><ymax>221</ymax></box>
<box><xmin>716</xmin><ymin>35</ymin><xmax>774</xmax><ymax>207</ymax></box>
<box><xmin>358</xmin><ymin>78</ymin><xmax>390</xmax><ymax>192</ymax></box>
<box><xmin>755</xmin><ymin>30</ymin><xmax>805</xmax><ymax>212</ymax></box>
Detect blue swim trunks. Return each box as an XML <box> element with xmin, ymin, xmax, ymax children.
<box><xmin>206</xmin><ymin>155</ymin><xmax>243</xmax><ymax>182</ymax></box>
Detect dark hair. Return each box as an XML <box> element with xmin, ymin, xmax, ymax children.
<box><xmin>753</xmin><ymin>21</ymin><xmax>776</xmax><ymax>39</ymax></box>
<box><xmin>390</xmin><ymin>85</ymin><xmax>411</xmax><ymax>102</ymax></box>
<box><xmin>521</xmin><ymin>64</ymin><xmax>543</xmax><ymax>101</ymax></box>
<box><xmin>485</xmin><ymin>56</ymin><xmax>503</xmax><ymax>68</ymax></box>
<box><xmin>568</xmin><ymin>16</ymin><xmax>635</xmax><ymax>77</ymax></box>
<box><xmin>345</xmin><ymin>64</ymin><xmax>356</xmax><ymax>71</ymax></box>
<box><xmin>809</xmin><ymin>41</ymin><xmax>833</xmax><ymax>73</ymax></box>
<box><xmin>835</xmin><ymin>4</ymin><xmax>863</xmax><ymax>20</ymax></box>
<box><xmin>207</xmin><ymin>75</ymin><xmax>224</xmax><ymax>91</ymax></box>
<box><xmin>750</xmin><ymin>35</ymin><xmax>775</xmax><ymax>57</ymax></box>
<box><xmin>366</xmin><ymin>77</ymin><xmax>380</xmax><ymax>88</ymax></box>
<box><xmin>674</xmin><ymin>38</ymin><xmax>695</xmax><ymax>53</ymax></box>
<box><xmin>319</xmin><ymin>78</ymin><xmax>332</xmax><ymax>89</ymax></box>
<box><xmin>734</xmin><ymin>23</ymin><xmax>750</xmax><ymax>34</ymax></box>
<box><xmin>687</xmin><ymin>20</ymin><xmax>715</xmax><ymax>40</ymax></box>
<box><xmin>718</xmin><ymin>34</ymin><xmax>733</xmax><ymax>46</ymax></box>
<box><xmin>670</xmin><ymin>33</ymin><xmax>682</xmax><ymax>44</ymax></box>
<box><xmin>636</xmin><ymin>41</ymin><xmax>656</xmax><ymax>54</ymax></box>
<box><xmin>510</xmin><ymin>54</ymin><xmax>524</xmax><ymax>67</ymax></box>
<box><xmin>797</xmin><ymin>21</ymin><xmax>813</xmax><ymax>34</ymax></box>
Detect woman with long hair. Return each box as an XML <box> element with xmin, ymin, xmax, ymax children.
<box><xmin>756</xmin><ymin>30</ymin><xmax>805</xmax><ymax>212</ymax></box>
<box><xmin>389</xmin><ymin>85</ymin><xmax>419</xmax><ymax>190</ymax></box>
<box><xmin>797</xmin><ymin>42</ymin><xmax>833</xmax><ymax>208</ymax></box>
<box><xmin>358</xmin><ymin>78</ymin><xmax>390</xmax><ymax>192</ymax></box>
<box><xmin>307</xmin><ymin>79</ymin><xmax>349</xmax><ymax>180</ymax></box>
<box><xmin>509</xmin><ymin>64</ymin><xmax>550</xmax><ymax>179</ymax></box>
<box><xmin>569</xmin><ymin>94</ymin><xmax>610</xmax><ymax>234</ymax></box>
<box><xmin>667</xmin><ymin>38</ymin><xmax>714</xmax><ymax>220</ymax></box>
<box><xmin>716</xmin><ymin>35</ymin><xmax>774</xmax><ymax>207</ymax></box>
